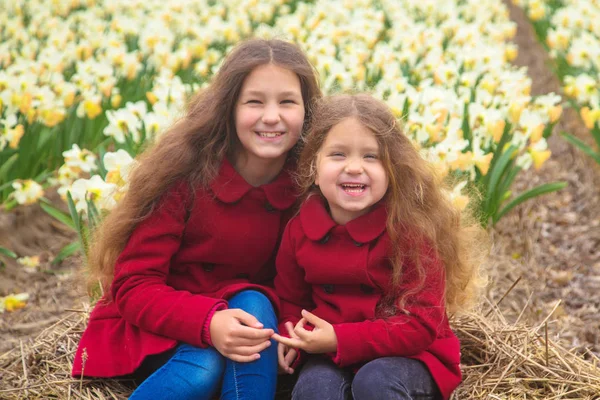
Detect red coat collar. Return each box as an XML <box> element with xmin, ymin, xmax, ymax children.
<box><xmin>210</xmin><ymin>158</ymin><xmax>297</xmax><ymax>210</ymax></box>
<box><xmin>299</xmin><ymin>194</ymin><xmax>387</xmax><ymax>244</ymax></box>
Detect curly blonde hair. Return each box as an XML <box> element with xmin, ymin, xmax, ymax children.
<box><xmin>296</xmin><ymin>94</ymin><xmax>487</xmax><ymax>314</ymax></box>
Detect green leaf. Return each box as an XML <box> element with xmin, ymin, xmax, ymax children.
<box><xmin>52</xmin><ymin>241</ymin><xmax>81</xmax><ymax>264</ymax></box>
<box><xmin>484</xmin><ymin>145</ymin><xmax>518</xmax><ymax>212</ymax></box>
<box><xmin>0</xmin><ymin>246</ymin><xmax>17</xmax><ymax>258</ymax></box>
<box><xmin>66</xmin><ymin>191</ymin><xmax>88</xmax><ymax>258</ymax></box>
<box><xmin>66</xmin><ymin>191</ymin><xmax>81</xmax><ymax>233</ymax></box>
<box><xmin>494</xmin><ymin>182</ymin><xmax>568</xmax><ymax>223</ymax></box>
<box><xmin>3</xmin><ymin>198</ymin><xmax>18</xmax><ymax>211</ymax></box>
<box><xmin>484</xmin><ymin>121</ymin><xmax>512</xmax><ymax>187</ymax></box>
<box><xmin>590</xmin><ymin>125</ymin><xmax>600</xmax><ymax>150</ymax></box>
<box><xmin>0</xmin><ymin>179</ymin><xmax>16</xmax><ymax>192</ymax></box>
<box><xmin>0</xmin><ymin>153</ymin><xmax>18</xmax><ymax>181</ymax></box>
<box><xmin>39</xmin><ymin>201</ymin><xmax>76</xmax><ymax>230</ymax></box>
<box><xmin>496</xmin><ymin>166</ymin><xmax>522</xmax><ymax>207</ymax></box>
<box><xmin>561</xmin><ymin>132</ymin><xmax>600</xmax><ymax>164</ymax></box>
<box><xmin>86</xmin><ymin>198</ymin><xmax>101</xmax><ymax>232</ymax></box>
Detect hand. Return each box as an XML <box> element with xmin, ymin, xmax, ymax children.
<box><xmin>210</xmin><ymin>309</ymin><xmax>273</xmax><ymax>362</ymax></box>
<box><xmin>277</xmin><ymin>343</ymin><xmax>298</xmax><ymax>374</ymax></box>
<box><xmin>272</xmin><ymin>310</ymin><xmax>338</xmax><ymax>354</ymax></box>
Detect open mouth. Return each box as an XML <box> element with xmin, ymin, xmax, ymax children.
<box><xmin>255</xmin><ymin>131</ymin><xmax>284</xmax><ymax>138</ymax></box>
<box><xmin>340</xmin><ymin>183</ymin><xmax>366</xmax><ymax>194</ymax></box>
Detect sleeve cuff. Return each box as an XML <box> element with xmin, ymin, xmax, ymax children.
<box><xmin>201</xmin><ymin>302</ymin><xmax>228</xmax><ymax>346</ymax></box>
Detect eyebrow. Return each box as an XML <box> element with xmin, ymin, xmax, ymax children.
<box><xmin>323</xmin><ymin>143</ymin><xmax>380</xmax><ymax>153</ymax></box>
<box><xmin>241</xmin><ymin>90</ymin><xmax>302</xmax><ymax>97</ymax></box>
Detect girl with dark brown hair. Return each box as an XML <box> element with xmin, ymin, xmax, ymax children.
<box><xmin>71</xmin><ymin>38</ymin><xmax>321</xmax><ymax>400</ymax></box>
<box><xmin>272</xmin><ymin>94</ymin><xmax>485</xmax><ymax>400</ymax></box>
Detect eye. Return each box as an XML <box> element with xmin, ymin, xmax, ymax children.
<box><xmin>281</xmin><ymin>99</ymin><xmax>297</xmax><ymax>104</ymax></box>
<box><xmin>329</xmin><ymin>152</ymin><xmax>345</xmax><ymax>159</ymax></box>
<box><xmin>364</xmin><ymin>154</ymin><xmax>378</xmax><ymax>160</ymax></box>
<box><xmin>245</xmin><ymin>99</ymin><xmax>262</xmax><ymax>104</ymax></box>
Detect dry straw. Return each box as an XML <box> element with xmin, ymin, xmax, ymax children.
<box><xmin>1</xmin><ymin>305</ymin><xmax>599</xmax><ymax>400</ymax></box>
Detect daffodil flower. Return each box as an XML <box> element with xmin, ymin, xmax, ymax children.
<box><xmin>11</xmin><ymin>180</ymin><xmax>44</xmax><ymax>205</ymax></box>
<box><xmin>0</xmin><ymin>293</ymin><xmax>30</xmax><ymax>313</ymax></box>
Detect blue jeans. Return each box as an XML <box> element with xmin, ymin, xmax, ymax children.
<box><xmin>129</xmin><ymin>290</ymin><xmax>278</xmax><ymax>400</ymax></box>
<box><xmin>292</xmin><ymin>356</ymin><xmax>441</xmax><ymax>400</ymax></box>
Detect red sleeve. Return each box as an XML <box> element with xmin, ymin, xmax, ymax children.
<box><xmin>331</xmin><ymin>243</ymin><xmax>446</xmax><ymax>367</ymax></box>
<box><xmin>111</xmin><ymin>183</ymin><xmax>227</xmax><ymax>348</ymax></box>
<box><xmin>274</xmin><ymin>219</ymin><xmax>314</xmax><ymax>333</ymax></box>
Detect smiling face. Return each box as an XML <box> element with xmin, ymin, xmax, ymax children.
<box><xmin>234</xmin><ymin>63</ymin><xmax>305</xmax><ymax>169</ymax></box>
<box><xmin>315</xmin><ymin>117</ymin><xmax>389</xmax><ymax>225</ymax></box>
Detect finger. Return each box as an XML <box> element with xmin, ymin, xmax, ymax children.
<box><xmin>301</xmin><ymin>309</ymin><xmax>324</xmax><ymax>327</ymax></box>
<box><xmin>284</xmin><ymin>348</ymin><xmax>297</xmax><ymax>373</ymax></box>
<box><xmin>293</xmin><ymin>320</ymin><xmax>312</xmax><ymax>341</ymax></box>
<box><xmin>272</xmin><ymin>333</ymin><xmax>304</xmax><ymax>349</ymax></box>
<box><xmin>232</xmin><ymin>340</ymin><xmax>272</xmax><ymax>356</ymax></box>
<box><xmin>278</xmin><ymin>344</ymin><xmax>290</xmax><ymax>371</ymax></box>
<box><xmin>226</xmin><ymin>335</ymin><xmax>273</xmax><ymax>347</ymax></box>
<box><xmin>232</xmin><ymin>325</ymin><xmax>274</xmax><ymax>340</ymax></box>
<box><xmin>285</xmin><ymin>349</ymin><xmax>298</xmax><ymax>367</ymax></box>
<box><xmin>285</xmin><ymin>322</ymin><xmax>300</xmax><ymax>339</ymax></box>
<box><xmin>294</xmin><ymin>318</ymin><xmax>307</xmax><ymax>330</ymax></box>
<box><xmin>226</xmin><ymin>352</ymin><xmax>261</xmax><ymax>363</ymax></box>
<box><xmin>233</xmin><ymin>309</ymin><xmax>265</xmax><ymax>328</ymax></box>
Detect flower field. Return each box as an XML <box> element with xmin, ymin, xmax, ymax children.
<box><xmin>1</xmin><ymin>0</ymin><xmax>600</xmax><ymax>398</ymax></box>
<box><xmin>516</xmin><ymin>0</ymin><xmax>600</xmax><ymax>162</ymax></box>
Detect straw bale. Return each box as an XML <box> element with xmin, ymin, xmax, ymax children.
<box><xmin>1</xmin><ymin>308</ymin><xmax>599</xmax><ymax>400</ymax></box>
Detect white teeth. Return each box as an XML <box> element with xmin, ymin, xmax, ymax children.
<box><xmin>257</xmin><ymin>132</ymin><xmax>283</xmax><ymax>138</ymax></box>
<box><xmin>341</xmin><ymin>184</ymin><xmax>366</xmax><ymax>192</ymax></box>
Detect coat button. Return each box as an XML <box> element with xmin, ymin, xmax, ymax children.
<box><xmin>202</xmin><ymin>263</ymin><xmax>215</xmax><ymax>272</ymax></box>
<box><xmin>360</xmin><ymin>284</ymin><xmax>374</xmax><ymax>294</ymax></box>
<box><xmin>319</xmin><ymin>233</ymin><xmax>330</xmax><ymax>244</ymax></box>
<box><xmin>264</xmin><ymin>202</ymin><xmax>276</xmax><ymax>212</ymax></box>
<box><xmin>353</xmin><ymin>240</ymin><xmax>363</xmax><ymax>247</ymax></box>
<box><xmin>323</xmin><ymin>284</ymin><xmax>335</xmax><ymax>294</ymax></box>
<box><xmin>236</xmin><ymin>273</ymin><xmax>250</xmax><ymax>279</ymax></box>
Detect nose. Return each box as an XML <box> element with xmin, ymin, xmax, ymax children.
<box><xmin>262</xmin><ymin>104</ymin><xmax>281</xmax><ymax>124</ymax></box>
<box><xmin>345</xmin><ymin>157</ymin><xmax>364</xmax><ymax>174</ymax></box>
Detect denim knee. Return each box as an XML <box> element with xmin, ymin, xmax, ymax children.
<box><xmin>228</xmin><ymin>290</ymin><xmax>277</xmax><ymax>328</ymax></box>
<box><xmin>352</xmin><ymin>357</ymin><xmax>439</xmax><ymax>400</ymax></box>
<box><xmin>176</xmin><ymin>344</ymin><xmax>225</xmax><ymax>373</ymax></box>
<box><xmin>352</xmin><ymin>359</ymin><xmax>408</xmax><ymax>400</ymax></box>
<box><xmin>292</xmin><ymin>358</ymin><xmax>351</xmax><ymax>400</ymax></box>
<box><xmin>130</xmin><ymin>345</ymin><xmax>225</xmax><ymax>400</ymax></box>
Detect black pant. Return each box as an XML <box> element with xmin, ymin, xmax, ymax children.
<box><xmin>292</xmin><ymin>356</ymin><xmax>441</xmax><ymax>400</ymax></box>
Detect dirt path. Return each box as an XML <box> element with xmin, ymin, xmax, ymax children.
<box><xmin>486</xmin><ymin>1</ymin><xmax>600</xmax><ymax>356</ymax></box>
<box><xmin>0</xmin><ymin>192</ymin><xmax>83</xmax><ymax>354</ymax></box>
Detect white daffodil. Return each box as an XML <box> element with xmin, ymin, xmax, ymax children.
<box><xmin>11</xmin><ymin>180</ymin><xmax>44</xmax><ymax>205</ymax></box>
<box><xmin>69</xmin><ymin>175</ymin><xmax>117</xmax><ymax>214</ymax></box>
<box><xmin>0</xmin><ymin>112</ymin><xmax>24</xmax><ymax>150</ymax></box>
<box><xmin>104</xmin><ymin>108</ymin><xmax>142</xmax><ymax>143</ymax></box>
<box><xmin>63</xmin><ymin>144</ymin><xmax>98</xmax><ymax>173</ymax></box>
<box><xmin>104</xmin><ymin>149</ymin><xmax>135</xmax><ymax>187</ymax></box>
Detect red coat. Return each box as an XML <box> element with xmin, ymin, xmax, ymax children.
<box><xmin>274</xmin><ymin>195</ymin><xmax>461</xmax><ymax>400</ymax></box>
<box><xmin>72</xmin><ymin>159</ymin><xmax>297</xmax><ymax>378</ymax></box>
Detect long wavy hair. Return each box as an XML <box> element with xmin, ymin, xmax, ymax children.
<box><xmin>296</xmin><ymin>94</ymin><xmax>487</xmax><ymax>314</ymax></box>
<box><xmin>89</xmin><ymin>38</ymin><xmax>321</xmax><ymax>295</ymax></box>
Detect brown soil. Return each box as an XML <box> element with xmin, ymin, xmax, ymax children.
<box><xmin>485</xmin><ymin>2</ymin><xmax>600</xmax><ymax>357</ymax></box>
<box><xmin>0</xmin><ymin>191</ymin><xmax>85</xmax><ymax>354</ymax></box>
